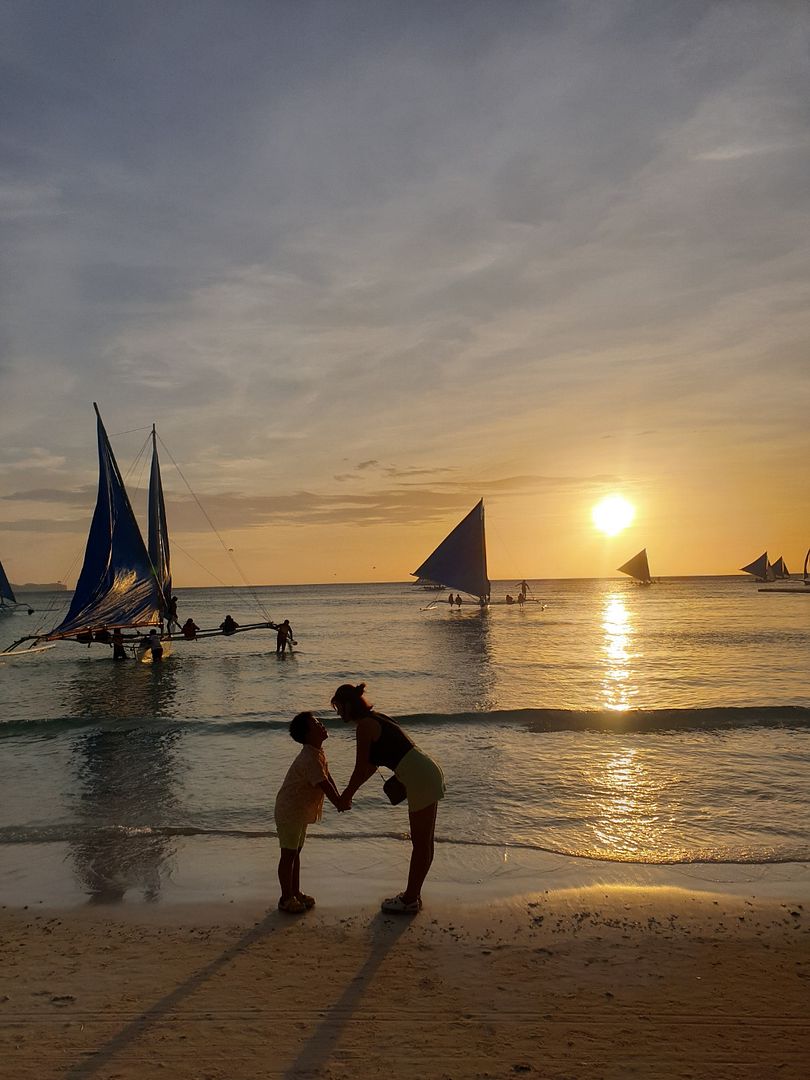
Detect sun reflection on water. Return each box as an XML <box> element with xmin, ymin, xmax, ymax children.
<box><xmin>586</xmin><ymin>747</ymin><xmax>668</xmax><ymax>859</ymax></box>
<box><xmin>601</xmin><ymin>593</ymin><xmax>637</xmax><ymax>711</ymax></box>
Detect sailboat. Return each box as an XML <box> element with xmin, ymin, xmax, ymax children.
<box><xmin>756</xmin><ymin>549</ymin><xmax>810</xmax><ymax>594</ymax></box>
<box><xmin>740</xmin><ymin>552</ymin><xmax>771</xmax><ymax>582</ymax></box>
<box><xmin>0</xmin><ymin>559</ymin><xmax>17</xmax><ymax>614</ymax></box>
<box><xmin>4</xmin><ymin>404</ymin><xmax>277</xmax><ymax>655</ymax></box>
<box><xmin>411</xmin><ymin>499</ymin><xmax>491</xmax><ymax>604</ymax></box>
<box><xmin>617</xmin><ymin>548</ymin><xmax>653</xmax><ymax>585</ymax></box>
<box><xmin>769</xmin><ymin>555</ymin><xmax>790</xmax><ymax>579</ymax></box>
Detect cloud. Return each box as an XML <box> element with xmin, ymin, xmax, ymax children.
<box><xmin>1</xmin><ymin>469</ymin><xmax>621</xmax><ymax>533</ymax></box>
<box><xmin>1</xmin><ymin>517</ymin><xmax>86</xmax><ymax>533</ymax></box>
<box><xmin>2</xmin><ymin>448</ymin><xmax>67</xmax><ymax>471</ymax></box>
<box><xmin>0</xmin><ymin>180</ymin><xmax>63</xmax><ymax>221</ymax></box>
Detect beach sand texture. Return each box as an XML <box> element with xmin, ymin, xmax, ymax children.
<box><xmin>3</xmin><ymin>887</ymin><xmax>808</xmax><ymax>1080</ymax></box>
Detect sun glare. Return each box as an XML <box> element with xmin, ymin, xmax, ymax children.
<box><xmin>592</xmin><ymin>495</ymin><xmax>635</xmax><ymax>537</ymax></box>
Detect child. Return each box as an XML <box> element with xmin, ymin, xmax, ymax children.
<box><xmin>274</xmin><ymin>711</ymin><xmax>344</xmax><ymax>913</ymax></box>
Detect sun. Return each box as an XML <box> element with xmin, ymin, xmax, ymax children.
<box><xmin>592</xmin><ymin>495</ymin><xmax>635</xmax><ymax>537</ymax></box>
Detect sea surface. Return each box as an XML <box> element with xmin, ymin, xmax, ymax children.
<box><xmin>2</xmin><ymin>577</ymin><xmax>809</xmax><ymax>903</ymax></box>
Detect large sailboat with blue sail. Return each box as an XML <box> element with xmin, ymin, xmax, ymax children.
<box><xmin>411</xmin><ymin>499</ymin><xmax>491</xmax><ymax>605</ymax></box>
<box><xmin>4</xmin><ymin>404</ymin><xmax>277</xmax><ymax>655</ymax></box>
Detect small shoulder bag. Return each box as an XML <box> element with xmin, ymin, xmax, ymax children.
<box><xmin>381</xmin><ymin>772</ymin><xmax>407</xmax><ymax>805</ymax></box>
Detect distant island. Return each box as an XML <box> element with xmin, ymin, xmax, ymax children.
<box><xmin>11</xmin><ymin>582</ymin><xmax>68</xmax><ymax>592</ymax></box>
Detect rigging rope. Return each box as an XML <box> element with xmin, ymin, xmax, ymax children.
<box><xmin>156</xmin><ymin>434</ymin><xmax>273</xmax><ymax>622</ymax></box>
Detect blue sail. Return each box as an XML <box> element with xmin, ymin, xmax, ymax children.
<box><xmin>0</xmin><ymin>559</ymin><xmax>16</xmax><ymax>605</ymax></box>
<box><xmin>412</xmin><ymin>500</ymin><xmax>490</xmax><ymax>601</ymax></box>
<box><xmin>46</xmin><ymin>405</ymin><xmax>162</xmax><ymax>638</ymax></box>
<box><xmin>147</xmin><ymin>427</ymin><xmax>171</xmax><ymax>613</ymax></box>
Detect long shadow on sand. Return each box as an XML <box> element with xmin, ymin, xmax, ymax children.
<box><xmin>283</xmin><ymin>912</ymin><xmax>413</xmax><ymax>1079</ymax></box>
<box><xmin>64</xmin><ymin>909</ymin><xmax>412</xmax><ymax>1080</ymax></box>
<box><xmin>63</xmin><ymin>911</ymin><xmax>279</xmax><ymax>1079</ymax></box>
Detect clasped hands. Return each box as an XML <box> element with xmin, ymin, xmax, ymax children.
<box><xmin>336</xmin><ymin>791</ymin><xmax>353</xmax><ymax>812</ymax></box>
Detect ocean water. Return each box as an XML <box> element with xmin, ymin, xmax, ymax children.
<box><xmin>2</xmin><ymin>577</ymin><xmax>809</xmax><ymax>903</ymax></box>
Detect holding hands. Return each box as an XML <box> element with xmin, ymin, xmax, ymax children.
<box><xmin>336</xmin><ymin>791</ymin><xmax>353</xmax><ymax>812</ymax></box>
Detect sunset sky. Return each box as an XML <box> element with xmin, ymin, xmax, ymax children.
<box><xmin>2</xmin><ymin>1</ymin><xmax>808</xmax><ymax>587</ymax></box>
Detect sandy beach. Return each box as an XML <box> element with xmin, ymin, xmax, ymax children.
<box><xmin>2</xmin><ymin>839</ymin><xmax>809</xmax><ymax>1080</ymax></box>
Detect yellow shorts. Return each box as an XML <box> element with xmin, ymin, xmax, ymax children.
<box><xmin>396</xmin><ymin>747</ymin><xmax>446</xmax><ymax>813</ymax></box>
<box><xmin>276</xmin><ymin>820</ymin><xmax>308</xmax><ymax>850</ymax></box>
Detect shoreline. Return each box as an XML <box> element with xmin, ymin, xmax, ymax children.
<box><xmin>2</xmin><ymin>834</ymin><xmax>809</xmax><ymax>913</ymax></box>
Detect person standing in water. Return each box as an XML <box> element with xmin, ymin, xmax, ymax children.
<box><xmin>276</xmin><ymin>619</ymin><xmax>295</xmax><ymax>654</ymax></box>
<box><xmin>331</xmin><ymin>681</ymin><xmax>445</xmax><ymax>914</ymax></box>
<box><xmin>144</xmin><ymin>628</ymin><xmax>163</xmax><ymax>661</ymax></box>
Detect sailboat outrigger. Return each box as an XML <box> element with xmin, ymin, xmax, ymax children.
<box><xmin>411</xmin><ymin>499</ymin><xmax>491</xmax><ymax>605</ymax></box>
<box><xmin>4</xmin><ymin>404</ymin><xmax>279</xmax><ymax>654</ymax></box>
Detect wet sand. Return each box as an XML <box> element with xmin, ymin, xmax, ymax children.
<box><xmin>3</xmin><ymin>880</ymin><xmax>809</xmax><ymax>1080</ymax></box>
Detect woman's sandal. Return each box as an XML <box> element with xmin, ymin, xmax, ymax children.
<box><xmin>296</xmin><ymin>893</ymin><xmax>316</xmax><ymax>909</ymax></box>
<box><xmin>381</xmin><ymin>893</ymin><xmax>422</xmax><ymax>914</ymax></box>
<box><xmin>278</xmin><ymin>896</ymin><xmax>307</xmax><ymax>914</ymax></box>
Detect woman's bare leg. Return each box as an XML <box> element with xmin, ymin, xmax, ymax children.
<box><xmin>403</xmin><ymin>802</ymin><xmax>438</xmax><ymax>903</ymax></box>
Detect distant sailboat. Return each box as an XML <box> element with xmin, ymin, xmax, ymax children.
<box><xmin>4</xmin><ymin>404</ymin><xmax>277</xmax><ymax>654</ymax></box>
<box><xmin>617</xmin><ymin>549</ymin><xmax>653</xmax><ymax>585</ymax></box>
<box><xmin>0</xmin><ymin>559</ymin><xmax>17</xmax><ymax>613</ymax></box>
<box><xmin>758</xmin><ymin>549</ymin><xmax>810</xmax><ymax>594</ymax></box>
<box><xmin>769</xmin><ymin>555</ymin><xmax>790</xmax><ymax>579</ymax></box>
<box><xmin>412</xmin><ymin>500</ymin><xmax>491</xmax><ymax>604</ymax></box>
<box><xmin>740</xmin><ymin>552</ymin><xmax>771</xmax><ymax>582</ymax></box>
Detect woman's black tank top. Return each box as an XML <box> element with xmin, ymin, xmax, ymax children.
<box><xmin>368</xmin><ymin>712</ymin><xmax>414</xmax><ymax>770</ymax></box>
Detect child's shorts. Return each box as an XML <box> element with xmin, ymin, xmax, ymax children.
<box><xmin>276</xmin><ymin>820</ymin><xmax>308</xmax><ymax>850</ymax></box>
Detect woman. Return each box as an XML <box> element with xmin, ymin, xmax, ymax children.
<box><xmin>331</xmin><ymin>682</ymin><xmax>445</xmax><ymax>914</ymax></box>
